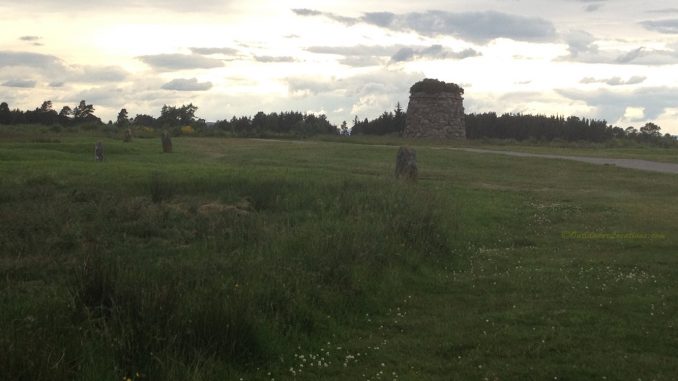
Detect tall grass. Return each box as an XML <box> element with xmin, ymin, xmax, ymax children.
<box><xmin>1</xmin><ymin>163</ymin><xmax>453</xmax><ymax>380</ymax></box>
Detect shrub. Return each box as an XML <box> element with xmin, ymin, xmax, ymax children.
<box><xmin>180</xmin><ymin>125</ymin><xmax>195</xmax><ymax>135</ymax></box>
<box><xmin>410</xmin><ymin>78</ymin><xmax>464</xmax><ymax>95</ymax></box>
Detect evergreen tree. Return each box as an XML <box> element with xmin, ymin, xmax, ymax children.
<box><xmin>116</xmin><ymin>108</ymin><xmax>129</xmax><ymax>127</ymax></box>
<box><xmin>0</xmin><ymin>102</ymin><xmax>11</xmax><ymax>124</ymax></box>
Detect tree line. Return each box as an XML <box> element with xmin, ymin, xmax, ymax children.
<box><xmin>0</xmin><ymin>100</ymin><xmax>100</xmax><ymax>126</ymax></box>
<box><xmin>213</xmin><ymin>111</ymin><xmax>337</xmax><ymax>137</ymax></box>
<box><xmin>0</xmin><ymin>100</ymin><xmax>338</xmax><ymax>136</ymax></box>
<box><xmin>349</xmin><ymin>106</ymin><xmax>675</xmax><ymax>145</ymax></box>
<box><xmin>1</xmin><ymin>99</ymin><xmax>675</xmax><ymax>144</ymax></box>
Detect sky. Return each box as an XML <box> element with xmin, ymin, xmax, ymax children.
<box><xmin>1</xmin><ymin>0</ymin><xmax>678</xmax><ymax>133</ymax></box>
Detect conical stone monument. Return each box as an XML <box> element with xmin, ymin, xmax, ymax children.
<box><xmin>404</xmin><ymin>78</ymin><xmax>466</xmax><ymax>139</ymax></box>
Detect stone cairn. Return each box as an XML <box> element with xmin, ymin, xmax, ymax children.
<box><xmin>161</xmin><ymin>131</ymin><xmax>172</xmax><ymax>153</ymax></box>
<box><xmin>395</xmin><ymin>146</ymin><xmax>417</xmax><ymax>181</ymax></box>
<box><xmin>123</xmin><ymin>128</ymin><xmax>132</xmax><ymax>143</ymax></box>
<box><xmin>95</xmin><ymin>142</ymin><xmax>104</xmax><ymax>161</ymax></box>
<box><xmin>404</xmin><ymin>78</ymin><xmax>466</xmax><ymax>139</ymax></box>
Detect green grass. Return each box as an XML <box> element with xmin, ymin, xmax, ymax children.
<box><xmin>1</xmin><ymin>130</ymin><xmax>677</xmax><ymax>380</ymax></box>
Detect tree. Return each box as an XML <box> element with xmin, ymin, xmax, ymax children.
<box><xmin>640</xmin><ymin>122</ymin><xmax>661</xmax><ymax>137</ymax></box>
<box><xmin>394</xmin><ymin>102</ymin><xmax>406</xmax><ymax>135</ymax></box>
<box><xmin>0</xmin><ymin>102</ymin><xmax>11</xmax><ymax>124</ymax></box>
<box><xmin>39</xmin><ymin>100</ymin><xmax>53</xmax><ymax>113</ymax></box>
<box><xmin>58</xmin><ymin>106</ymin><xmax>72</xmax><ymax>125</ymax></box>
<box><xmin>116</xmin><ymin>108</ymin><xmax>129</xmax><ymax>127</ymax></box>
<box><xmin>157</xmin><ymin>104</ymin><xmax>199</xmax><ymax>127</ymax></box>
<box><xmin>252</xmin><ymin>111</ymin><xmax>267</xmax><ymax>135</ymax></box>
<box><xmin>132</xmin><ymin>114</ymin><xmax>156</xmax><ymax>127</ymax></box>
<box><xmin>74</xmin><ymin>100</ymin><xmax>95</xmax><ymax>121</ymax></box>
<box><xmin>340</xmin><ymin>120</ymin><xmax>349</xmax><ymax>136</ymax></box>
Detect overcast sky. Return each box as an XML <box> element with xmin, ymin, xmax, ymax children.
<box><xmin>1</xmin><ymin>0</ymin><xmax>678</xmax><ymax>132</ymax></box>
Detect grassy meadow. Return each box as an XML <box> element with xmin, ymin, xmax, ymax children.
<box><xmin>1</xmin><ymin>128</ymin><xmax>677</xmax><ymax>380</ymax></box>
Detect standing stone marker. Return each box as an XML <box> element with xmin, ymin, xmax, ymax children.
<box><xmin>95</xmin><ymin>142</ymin><xmax>104</xmax><ymax>161</ymax></box>
<box><xmin>404</xmin><ymin>78</ymin><xmax>466</xmax><ymax>139</ymax></box>
<box><xmin>161</xmin><ymin>131</ymin><xmax>172</xmax><ymax>153</ymax></box>
<box><xmin>123</xmin><ymin>128</ymin><xmax>132</xmax><ymax>143</ymax></box>
<box><xmin>395</xmin><ymin>146</ymin><xmax>417</xmax><ymax>181</ymax></box>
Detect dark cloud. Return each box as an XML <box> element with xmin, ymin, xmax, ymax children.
<box><xmin>0</xmin><ymin>51</ymin><xmax>65</xmax><ymax>70</ymax></box>
<box><xmin>70</xmin><ymin>66</ymin><xmax>129</xmax><ymax>82</ymax></box>
<box><xmin>2</xmin><ymin>79</ymin><xmax>37</xmax><ymax>88</ymax></box>
<box><xmin>391</xmin><ymin>48</ymin><xmax>416</xmax><ymax>62</ymax></box>
<box><xmin>585</xmin><ymin>4</ymin><xmax>603</xmax><ymax>12</ymax></box>
<box><xmin>307</xmin><ymin>45</ymin><xmax>399</xmax><ymax>56</ymax></box>
<box><xmin>190</xmin><ymin>47</ymin><xmax>238</xmax><ymax>55</ymax></box>
<box><xmin>563</xmin><ymin>30</ymin><xmax>598</xmax><ymax>58</ymax></box>
<box><xmin>307</xmin><ymin>44</ymin><xmax>480</xmax><ymax>65</ymax></box>
<box><xmin>0</xmin><ymin>51</ymin><xmax>131</xmax><ymax>84</ymax></box>
<box><xmin>294</xmin><ymin>9</ymin><xmax>556</xmax><ymax>44</ymax></box>
<box><xmin>571</xmin><ymin>1</ymin><xmax>606</xmax><ymax>13</ymax></box>
<box><xmin>613</xmin><ymin>47</ymin><xmax>678</xmax><ymax>65</ymax></box>
<box><xmin>137</xmin><ymin>54</ymin><xmax>224</xmax><ymax>71</ymax></box>
<box><xmin>19</xmin><ymin>36</ymin><xmax>41</xmax><ymax>41</ymax></box>
<box><xmin>338</xmin><ymin>56</ymin><xmax>384</xmax><ymax>67</ymax></box>
<box><xmin>580</xmin><ymin>76</ymin><xmax>647</xmax><ymax>86</ymax></box>
<box><xmin>49</xmin><ymin>81</ymin><xmax>64</xmax><ymax>88</ymax></box>
<box><xmin>640</xmin><ymin>19</ymin><xmax>678</xmax><ymax>34</ymax></box>
<box><xmin>390</xmin><ymin>11</ymin><xmax>556</xmax><ymax>43</ymax></box>
<box><xmin>291</xmin><ymin>8</ymin><xmax>322</xmax><ymax>16</ymax></box>
<box><xmin>391</xmin><ymin>45</ymin><xmax>480</xmax><ymax>62</ymax></box>
<box><xmin>253</xmin><ymin>56</ymin><xmax>296</xmax><ymax>63</ymax></box>
<box><xmin>292</xmin><ymin>8</ymin><xmax>358</xmax><ymax>25</ymax></box>
<box><xmin>161</xmin><ymin>78</ymin><xmax>213</xmax><ymax>91</ymax></box>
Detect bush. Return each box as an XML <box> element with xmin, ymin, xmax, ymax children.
<box><xmin>180</xmin><ymin>125</ymin><xmax>195</xmax><ymax>135</ymax></box>
<box><xmin>410</xmin><ymin>78</ymin><xmax>464</xmax><ymax>95</ymax></box>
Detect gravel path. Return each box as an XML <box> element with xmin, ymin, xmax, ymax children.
<box><xmin>447</xmin><ymin>148</ymin><xmax>678</xmax><ymax>175</ymax></box>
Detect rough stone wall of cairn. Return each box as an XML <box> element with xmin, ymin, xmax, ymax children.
<box><xmin>404</xmin><ymin>92</ymin><xmax>466</xmax><ymax>139</ymax></box>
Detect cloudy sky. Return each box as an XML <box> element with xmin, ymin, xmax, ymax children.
<box><xmin>1</xmin><ymin>0</ymin><xmax>678</xmax><ymax>133</ymax></box>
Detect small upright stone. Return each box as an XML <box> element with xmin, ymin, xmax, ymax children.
<box><xmin>161</xmin><ymin>131</ymin><xmax>172</xmax><ymax>153</ymax></box>
<box><xmin>95</xmin><ymin>142</ymin><xmax>104</xmax><ymax>161</ymax></box>
<box><xmin>123</xmin><ymin>128</ymin><xmax>132</xmax><ymax>143</ymax></box>
<box><xmin>395</xmin><ymin>146</ymin><xmax>417</xmax><ymax>181</ymax></box>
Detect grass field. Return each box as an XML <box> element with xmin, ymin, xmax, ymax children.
<box><xmin>1</xmin><ymin>130</ymin><xmax>677</xmax><ymax>380</ymax></box>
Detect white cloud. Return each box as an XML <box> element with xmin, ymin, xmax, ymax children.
<box><xmin>559</xmin><ymin>33</ymin><xmax>678</xmax><ymax>65</ymax></box>
<box><xmin>556</xmin><ymin>86</ymin><xmax>678</xmax><ymax>123</ymax></box>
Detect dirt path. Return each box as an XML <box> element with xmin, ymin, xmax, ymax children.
<box><xmin>248</xmin><ymin>139</ymin><xmax>678</xmax><ymax>175</ymax></box>
<box><xmin>446</xmin><ymin>148</ymin><xmax>678</xmax><ymax>175</ymax></box>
